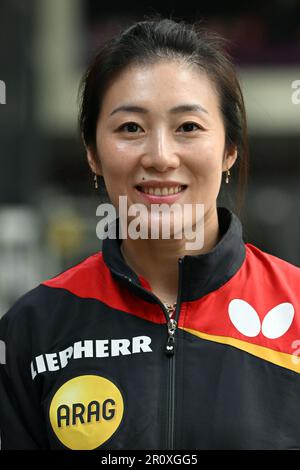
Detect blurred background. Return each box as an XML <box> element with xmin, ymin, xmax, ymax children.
<box><xmin>0</xmin><ymin>0</ymin><xmax>300</xmax><ymax>315</ymax></box>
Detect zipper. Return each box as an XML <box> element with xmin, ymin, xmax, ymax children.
<box><xmin>109</xmin><ymin>256</ymin><xmax>184</xmax><ymax>450</ymax></box>
<box><xmin>166</xmin><ymin>256</ymin><xmax>183</xmax><ymax>450</ymax></box>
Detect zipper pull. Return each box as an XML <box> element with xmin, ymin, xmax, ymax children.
<box><xmin>165</xmin><ymin>318</ymin><xmax>177</xmax><ymax>356</ymax></box>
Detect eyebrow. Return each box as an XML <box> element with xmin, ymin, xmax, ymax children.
<box><xmin>109</xmin><ymin>104</ymin><xmax>209</xmax><ymax>116</ymax></box>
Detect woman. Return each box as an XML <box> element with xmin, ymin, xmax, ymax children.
<box><xmin>1</xmin><ymin>17</ymin><xmax>300</xmax><ymax>450</ymax></box>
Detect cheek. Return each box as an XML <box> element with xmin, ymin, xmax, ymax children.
<box><xmin>188</xmin><ymin>138</ymin><xmax>223</xmax><ymax>177</ymax></box>
<box><xmin>98</xmin><ymin>138</ymin><xmax>135</xmax><ymax>178</ymax></box>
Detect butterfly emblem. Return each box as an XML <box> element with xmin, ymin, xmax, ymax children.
<box><xmin>228</xmin><ymin>299</ymin><xmax>294</xmax><ymax>339</ymax></box>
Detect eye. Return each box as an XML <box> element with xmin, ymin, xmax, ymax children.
<box><xmin>117</xmin><ymin>122</ymin><xmax>143</xmax><ymax>133</ymax></box>
<box><xmin>178</xmin><ymin>122</ymin><xmax>202</xmax><ymax>132</ymax></box>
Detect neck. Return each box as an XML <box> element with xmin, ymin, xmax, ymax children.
<box><xmin>120</xmin><ymin>206</ymin><xmax>221</xmax><ymax>304</ymax></box>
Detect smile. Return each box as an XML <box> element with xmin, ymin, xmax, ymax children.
<box><xmin>135</xmin><ymin>185</ymin><xmax>187</xmax><ymax>196</ymax></box>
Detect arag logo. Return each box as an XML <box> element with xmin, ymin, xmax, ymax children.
<box><xmin>49</xmin><ymin>375</ymin><xmax>124</xmax><ymax>449</ymax></box>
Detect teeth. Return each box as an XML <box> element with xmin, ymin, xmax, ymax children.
<box><xmin>139</xmin><ymin>185</ymin><xmax>184</xmax><ymax>195</ymax></box>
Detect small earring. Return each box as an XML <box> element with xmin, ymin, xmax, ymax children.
<box><xmin>225</xmin><ymin>168</ymin><xmax>230</xmax><ymax>184</ymax></box>
<box><xmin>94</xmin><ymin>173</ymin><xmax>98</xmax><ymax>189</ymax></box>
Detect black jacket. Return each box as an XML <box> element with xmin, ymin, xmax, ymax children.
<box><xmin>1</xmin><ymin>206</ymin><xmax>300</xmax><ymax>450</ymax></box>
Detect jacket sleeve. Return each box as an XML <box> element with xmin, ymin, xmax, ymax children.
<box><xmin>0</xmin><ymin>295</ymin><xmax>49</xmax><ymax>449</ymax></box>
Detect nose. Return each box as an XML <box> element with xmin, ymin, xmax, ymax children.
<box><xmin>140</xmin><ymin>128</ymin><xmax>180</xmax><ymax>171</ymax></box>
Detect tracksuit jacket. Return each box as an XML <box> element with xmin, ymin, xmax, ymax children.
<box><xmin>1</xmin><ymin>206</ymin><xmax>300</xmax><ymax>450</ymax></box>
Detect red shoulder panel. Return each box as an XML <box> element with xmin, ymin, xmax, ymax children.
<box><xmin>181</xmin><ymin>243</ymin><xmax>300</xmax><ymax>357</ymax></box>
<box><xmin>41</xmin><ymin>253</ymin><xmax>164</xmax><ymax>324</ymax></box>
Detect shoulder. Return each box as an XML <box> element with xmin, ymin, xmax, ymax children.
<box><xmin>0</xmin><ymin>251</ymin><xmax>105</xmax><ymax>332</ymax></box>
<box><xmin>244</xmin><ymin>242</ymin><xmax>300</xmax><ymax>285</ymax></box>
<box><xmin>41</xmin><ymin>251</ymin><xmax>107</xmax><ymax>295</ymax></box>
<box><xmin>42</xmin><ymin>251</ymin><xmax>104</xmax><ymax>287</ymax></box>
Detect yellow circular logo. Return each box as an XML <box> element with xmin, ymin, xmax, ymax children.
<box><xmin>49</xmin><ymin>375</ymin><xmax>124</xmax><ymax>450</ymax></box>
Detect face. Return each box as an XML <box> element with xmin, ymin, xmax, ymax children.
<box><xmin>87</xmin><ymin>61</ymin><xmax>237</xmax><ymax>235</ymax></box>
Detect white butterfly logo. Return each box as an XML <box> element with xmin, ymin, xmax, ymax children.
<box><xmin>228</xmin><ymin>299</ymin><xmax>295</xmax><ymax>339</ymax></box>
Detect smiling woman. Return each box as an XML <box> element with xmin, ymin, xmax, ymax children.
<box><xmin>1</xmin><ymin>15</ymin><xmax>300</xmax><ymax>451</ymax></box>
<box><xmin>79</xmin><ymin>18</ymin><xmax>247</xmax><ymax>307</ymax></box>
<box><xmin>79</xmin><ymin>20</ymin><xmax>249</xmax><ymax>220</ymax></box>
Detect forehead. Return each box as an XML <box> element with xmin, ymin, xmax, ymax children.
<box><xmin>100</xmin><ymin>61</ymin><xmax>220</xmax><ymax>114</ymax></box>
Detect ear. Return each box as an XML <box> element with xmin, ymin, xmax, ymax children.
<box><xmin>86</xmin><ymin>145</ymin><xmax>102</xmax><ymax>176</ymax></box>
<box><xmin>222</xmin><ymin>144</ymin><xmax>238</xmax><ymax>172</ymax></box>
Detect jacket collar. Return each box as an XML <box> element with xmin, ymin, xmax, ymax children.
<box><xmin>102</xmin><ymin>206</ymin><xmax>246</xmax><ymax>302</ymax></box>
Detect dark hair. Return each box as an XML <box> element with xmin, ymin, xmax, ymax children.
<box><xmin>78</xmin><ymin>15</ymin><xmax>249</xmax><ymax>217</ymax></box>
